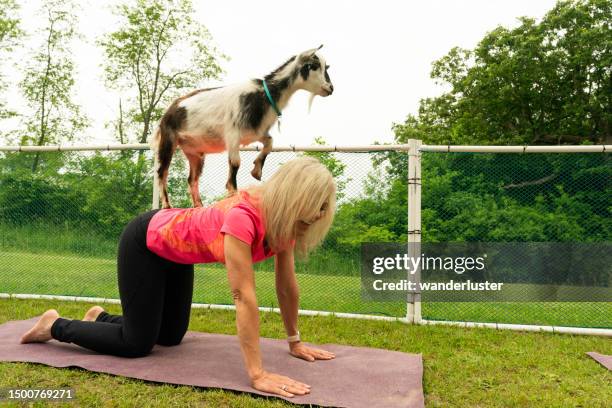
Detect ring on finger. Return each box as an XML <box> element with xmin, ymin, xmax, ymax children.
<box><xmin>281</xmin><ymin>385</ymin><xmax>287</xmax><ymax>391</ymax></box>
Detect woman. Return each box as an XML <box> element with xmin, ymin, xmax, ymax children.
<box><xmin>20</xmin><ymin>157</ymin><xmax>337</xmax><ymax>398</ymax></box>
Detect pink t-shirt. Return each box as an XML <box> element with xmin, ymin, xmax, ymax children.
<box><xmin>146</xmin><ymin>191</ymin><xmax>274</xmax><ymax>264</ymax></box>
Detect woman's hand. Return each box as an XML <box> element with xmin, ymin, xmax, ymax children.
<box><xmin>289</xmin><ymin>341</ymin><xmax>336</xmax><ymax>362</ymax></box>
<box><xmin>251</xmin><ymin>370</ymin><xmax>311</xmax><ymax>398</ymax></box>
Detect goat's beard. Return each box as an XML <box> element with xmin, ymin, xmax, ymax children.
<box><xmin>307</xmin><ymin>93</ymin><xmax>316</xmax><ymax>113</ymax></box>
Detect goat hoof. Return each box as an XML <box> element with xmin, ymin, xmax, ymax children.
<box><xmin>251</xmin><ymin>169</ymin><xmax>262</xmax><ymax>181</ymax></box>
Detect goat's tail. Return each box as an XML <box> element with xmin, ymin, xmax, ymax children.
<box><xmin>150</xmin><ymin>120</ymin><xmax>177</xmax><ymax>162</ymax></box>
<box><xmin>153</xmin><ymin>117</ymin><xmax>178</xmax><ymax>173</ymax></box>
<box><xmin>153</xmin><ymin>115</ymin><xmax>179</xmax><ymax>208</ymax></box>
<box><xmin>150</xmin><ymin>127</ymin><xmax>162</xmax><ymax>153</ymax></box>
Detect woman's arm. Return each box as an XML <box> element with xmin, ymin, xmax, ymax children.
<box><xmin>224</xmin><ymin>234</ymin><xmax>262</xmax><ymax>378</ymax></box>
<box><xmin>224</xmin><ymin>235</ymin><xmax>311</xmax><ymax>397</ymax></box>
<box><xmin>274</xmin><ymin>248</ymin><xmax>336</xmax><ymax>362</ymax></box>
<box><xmin>274</xmin><ymin>249</ymin><xmax>299</xmax><ymax>338</ymax></box>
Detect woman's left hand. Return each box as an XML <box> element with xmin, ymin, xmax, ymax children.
<box><xmin>289</xmin><ymin>342</ymin><xmax>336</xmax><ymax>362</ymax></box>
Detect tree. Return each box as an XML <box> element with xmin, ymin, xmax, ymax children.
<box><xmin>99</xmin><ymin>0</ymin><xmax>225</xmax><ymax>144</ymax></box>
<box><xmin>0</xmin><ymin>0</ymin><xmax>21</xmax><ymax>46</ymax></box>
<box><xmin>364</xmin><ymin>0</ymin><xmax>611</xmax><ymax>250</ymax></box>
<box><xmin>302</xmin><ymin>136</ymin><xmax>351</xmax><ymax>199</ymax></box>
<box><xmin>19</xmin><ymin>0</ymin><xmax>88</xmax><ymax>172</ymax></box>
<box><xmin>0</xmin><ymin>0</ymin><xmax>23</xmax><ymax>120</ymax></box>
<box><xmin>394</xmin><ymin>0</ymin><xmax>611</xmax><ymax>146</ymax></box>
<box><xmin>64</xmin><ymin>153</ymin><xmax>153</xmax><ymax>237</ymax></box>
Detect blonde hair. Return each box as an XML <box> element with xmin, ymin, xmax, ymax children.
<box><xmin>247</xmin><ymin>157</ymin><xmax>336</xmax><ymax>257</ymax></box>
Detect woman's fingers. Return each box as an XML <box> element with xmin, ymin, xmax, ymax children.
<box><xmin>292</xmin><ymin>345</ymin><xmax>336</xmax><ymax>361</ymax></box>
<box><xmin>273</xmin><ymin>374</ymin><xmax>311</xmax><ymax>391</ymax></box>
<box><xmin>312</xmin><ymin>348</ymin><xmax>335</xmax><ymax>359</ymax></box>
<box><xmin>277</xmin><ymin>376</ymin><xmax>310</xmax><ymax>395</ymax></box>
<box><xmin>252</xmin><ymin>372</ymin><xmax>311</xmax><ymax>397</ymax></box>
<box><xmin>285</xmin><ymin>382</ymin><xmax>309</xmax><ymax>395</ymax></box>
<box><xmin>262</xmin><ymin>382</ymin><xmax>295</xmax><ymax>398</ymax></box>
<box><xmin>254</xmin><ymin>379</ymin><xmax>294</xmax><ymax>397</ymax></box>
<box><xmin>292</xmin><ymin>349</ymin><xmax>315</xmax><ymax>361</ymax></box>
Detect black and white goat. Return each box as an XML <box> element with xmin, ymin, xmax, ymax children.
<box><xmin>152</xmin><ymin>45</ymin><xmax>334</xmax><ymax>208</ymax></box>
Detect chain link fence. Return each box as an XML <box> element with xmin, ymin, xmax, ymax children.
<box><xmin>0</xmin><ymin>148</ymin><xmax>405</xmax><ymax>319</ymax></box>
<box><xmin>419</xmin><ymin>151</ymin><xmax>611</xmax><ymax>328</ymax></box>
<box><xmin>0</xmin><ymin>145</ymin><xmax>610</xmax><ymax>329</ymax></box>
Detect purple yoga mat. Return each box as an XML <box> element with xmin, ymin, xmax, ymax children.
<box><xmin>0</xmin><ymin>317</ymin><xmax>424</xmax><ymax>407</ymax></box>
<box><xmin>587</xmin><ymin>352</ymin><xmax>612</xmax><ymax>371</ymax></box>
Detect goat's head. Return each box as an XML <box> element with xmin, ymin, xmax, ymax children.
<box><xmin>295</xmin><ymin>45</ymin><xmax>333</xmax><ymax>97</ymax></box>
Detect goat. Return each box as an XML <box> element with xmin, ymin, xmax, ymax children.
<box><xmin>151</xmin><ymin>45</ymin><xmax>334</xmax><ymax>208</ymax></box>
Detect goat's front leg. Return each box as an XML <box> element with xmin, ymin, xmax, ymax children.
<box><xmin>226</xmin><ymin>130</ymin><xmax>241</xmax><ymax>195</ymax></box>
<box><xmin>251</xmin><ymin>134</ymin><xmax>272</xmax><ymax>181</ymax></box>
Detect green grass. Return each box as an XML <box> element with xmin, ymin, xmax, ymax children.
<box><xmin>0</xmin><ymin>222</ymin><xmax>360</xmax><ymax>276</ymax></box>
<box><xmin>0</xmin><ymin>222</ymin><xmax>118</xmax><ymax>259</ymax></box>
<box><xmin>0</xmin><ymin>298</ymin><xmax>611</xmax><ymax>407</ymax></box>
<box><xmin>0</xmin><ymin>250</ymin><xmax>403</xmax><ymax>317</ymax></box>
<box><xmin>2</xmin><ymin>250</ymin><xmax>611</xmax><ymax>328</ymax></box>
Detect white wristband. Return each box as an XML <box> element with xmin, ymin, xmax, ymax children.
<box><xmin>287</xmin><ymin>331</ymin><xmax>300</xmax><ymax>343</ymax></box>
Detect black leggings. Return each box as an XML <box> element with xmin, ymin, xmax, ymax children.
<box><xmin>51</xmin><ymin>210</ymin><xmax>195</xmax><ymax>357</ymax></box>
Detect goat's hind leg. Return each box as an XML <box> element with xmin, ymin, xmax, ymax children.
<box><xmin>225</xmin><ymin>132</ymin><xmax>241</xmax><ymax>195</ymax></box>
<box><xmin>251</xmin><ymin>135</ymin><xmax>272</xmax><ymax>181</ymax></box>
<box><xmin>156</xmin><ymin>130</ymin><xmax>177</xmax><ymax>209</ymax></box>
<box><xmin>186</xmin><ymin>152</ymin><xmax>205</xmax><ymax>207</ymax></box>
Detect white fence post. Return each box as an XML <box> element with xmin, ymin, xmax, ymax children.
<box><xmin>407</xmin><ymin>139</ymin><xmax>422</xmax><ymax>323</ymax></box>
<box><xmin>152</xmin><ymin>154</ymin><xmax>160</xmax><ymax>210</ymax></box>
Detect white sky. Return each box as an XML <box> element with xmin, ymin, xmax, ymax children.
<box><xmin>1</xmin><ymin>0</ymin><xmax>559</xmax><ymax>147</ymax></box>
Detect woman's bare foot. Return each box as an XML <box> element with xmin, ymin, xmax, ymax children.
<box><xmin>20</xmin><ymin>309</ymin><xmax>60</xmax><ymax>344</ymax></box>
<box><xmin>83</xmin><ymin>306</ymin><xmax>105</xmax><ymax>322</ymax></box>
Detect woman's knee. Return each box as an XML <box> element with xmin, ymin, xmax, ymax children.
<box><xmin>122</xmin><ymin>340</ymin><xmax>155</xmax><ymax>358</ymax></box>
<box><xmin>156</xmin><ymin>330</ymin><xmax>186</xmax><ymax>347</ymax></box>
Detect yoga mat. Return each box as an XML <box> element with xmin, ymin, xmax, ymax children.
<box><xmin>587</xmin><ymin>352</ymin><xmax>612</xmax><ymax>371</ymax></box>
<box><xmin>0</xmin><ymin>317</ymin><xmax>424</xmax><ymax>408</ymax></box>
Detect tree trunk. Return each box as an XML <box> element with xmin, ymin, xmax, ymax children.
<box><xmin>31</xmin><ymin>14</ymin><xmax>54</xmax><ymax>173</ymax></box>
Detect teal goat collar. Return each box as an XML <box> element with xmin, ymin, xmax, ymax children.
<box><xmin>262</xmin><ymin>80</ymin><xmax>282</xmax><ymax>118</ymax></box>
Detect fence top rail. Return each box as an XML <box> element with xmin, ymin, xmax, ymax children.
<box><xmin>419</xmin><ymin>145</ymin><xmax>610</xmax><ymax>153</ymax></box>
<box><xmin>0</xmin><ymin>143</ymin><xmax>411</xmax><ymax>153</ymax></box>
<box><xmin>0</xmin><ymin>143</ymin><xmax>609</xmax><ymax>153</ymax></box>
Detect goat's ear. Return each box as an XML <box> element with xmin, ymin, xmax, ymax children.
<box><xmin>309</xmin><ymin>44</ymin><xmax>324</xmax><ymax>57</ymax></box>
<box><xmin>298</xmin><ymin>44</ymin><xmax>324</xmax><ymax>61</ymax></box>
